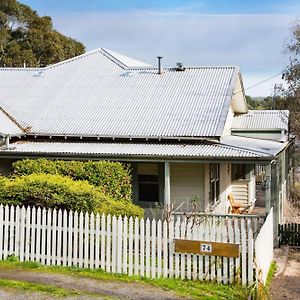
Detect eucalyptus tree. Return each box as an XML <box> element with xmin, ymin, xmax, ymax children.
<box><xmin>0</xmin><ymin>0</ymin><xmax>85</xmax><ymax>67</ymax></box>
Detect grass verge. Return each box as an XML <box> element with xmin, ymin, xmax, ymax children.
<box><xmin>0</xmin><ymin>259</ymin><xmax>250</xmax><ymax>300</ymax></box>
<box><xmin>265</xmin><ymin>262</ymin><xmax>277</xmax><ymax>295</ymax></box>
<box><xmin>0</xmin><ymin>278</ymin><xmax>82</xmax><ymax>298</ymax></box>
<box><xmin>251</xmin><ymin>261</ymin><xmax>277</xmax><ymax>300</ymax></box>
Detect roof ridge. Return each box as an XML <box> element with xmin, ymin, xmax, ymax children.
<box><xmin>247</xmin><ymin>110</ymin><xmax>289</xmax><ymax>113</ymax></box>
<box><xmin>127</xmin><ymin>65</ymin><xmax>238</xmax><ymax>71</ymax></box>
<box><xmin>99</xmin><ymin>48</ymin><xmax>127</xmax><ymax>69</ymax></box>
<box><xmin>218</xmin><ymin>139</ymin><xmax>271</xmax><ymax>156</ymax></box>
<box><xmin>0</xmin><ymin>106</ymin><xmax>26</xmax><ymax>134</ymax></box>
<box><xmin>44</xmin><ymin>48</ymin><xmax>105</xmax><ymax>70</ymax></box>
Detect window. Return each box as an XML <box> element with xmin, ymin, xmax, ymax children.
<box><xmin>209</xmin><ymin>164</ymin><xmax>220</xmax><ymax>205</ymax></box>
<box><xmin>232</xmin><ymin>164</ymin><xmax>246</xmax><ymax>180</ymax></box>
<box><xmin>137</xmin><ymin>163</ymin><xmax>159</xmax><ymax>202</ymax></box>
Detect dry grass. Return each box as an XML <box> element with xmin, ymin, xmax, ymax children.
<box><xmin>284</xmin><ymin>182</ymin><xmax>300</xmax><ymax>223</ymax></box>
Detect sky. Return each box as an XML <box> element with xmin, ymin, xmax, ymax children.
<box><xmin>19</xmin><ymin>0</ymin><xmax>300</xmax><ymax>96</ymax></box>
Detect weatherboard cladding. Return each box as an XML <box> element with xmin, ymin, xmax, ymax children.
<box><xmin>232</xmin><ymin>110</ymin><xmax>289</xmax><ymax>131</ymax></box>
<box><xmin>0</xmin><ymin>48</ymin><xmax>237</xmax><ymax>138</ymax></box>
<box><xmin>1</xmin><ymin>141</ymin><xmax>267</xmax><ymax>158</ymax></box>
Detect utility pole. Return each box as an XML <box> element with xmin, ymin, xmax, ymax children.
<box><xmin>272</xmin><ymin>84</ymin><xmax>282</xmax><ymax>109</ymax></box>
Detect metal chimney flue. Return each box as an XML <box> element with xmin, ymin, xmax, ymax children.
<box><xmin>157</xmin><ymin>56</ymin><xmax>163</xmax><ymax>74</ymax></box>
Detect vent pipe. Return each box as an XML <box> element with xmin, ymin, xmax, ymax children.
<box><xmin>4</xmin><ymin>135</ymin><xmax>10</xmax><ymax>149</ymax></box>
<box><xmin>157</xmin><ymin>56</ymin><xmax>163</xmax><ymax>74</ymax></box>
<box><xmin>176</xmin><ymin>62</ymin><xmax>185</xmax><ymax>71</ymax></box>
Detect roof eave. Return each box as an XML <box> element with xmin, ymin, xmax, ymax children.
<box><xmin>0</xmin><ymin>150</ymin><xmax>274</xmax><ymax>163</ymax></box>
<box><xmin>25</xmin><ymin>132</ymin><xmax>221</xmax><ymax>142</ymax></box>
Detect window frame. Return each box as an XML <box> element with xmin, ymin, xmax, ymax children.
<box><xmin>209</xmin><ymin>163</ymin><xmax>220</xmax><ymax>206</ymax></box>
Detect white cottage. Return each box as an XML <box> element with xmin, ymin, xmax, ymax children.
<box><xmin>0</xmin><ymin>48</ymin><xmax>293</xmax><ymax>229</ymax></box>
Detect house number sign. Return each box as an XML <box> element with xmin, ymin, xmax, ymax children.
<box><xmin>174</xmin><ymin>239</ymin><xmax>240</xmax><ymax>258</ymax></box>
<box><xmin>200</xmin><ymin>243</ymin><xmax>212</xmax><ymax>253</ymax></box>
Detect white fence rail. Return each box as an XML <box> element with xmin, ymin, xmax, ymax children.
<box><xmin>0</xmin><ymin>204</ymin><xmax>272</xmax><ymax>285</ymax></box>
<box><xmin>255</xmin><ymin>208</ymin><xmax>273</xmax><ymax>284</ymax></box>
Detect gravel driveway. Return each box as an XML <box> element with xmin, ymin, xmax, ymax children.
<box><xmin>0</xmin><ymin>269</ymin><xmax>187</xmax><ymax>300</ymax></box>
<box><xmin>271</xmin><ymin>247</ymin><xmax>300</xmax><ymax>300</ymax></box>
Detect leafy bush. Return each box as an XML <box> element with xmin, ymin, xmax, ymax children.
<box><xmin>101</xmin><ymin>200</ymin><xmax>144</xmax><ymax>218</ymax></box>
<box><xmin>12</xmin><ymin>159</ymin><xmax>132</xmax><ymax>202</ymax></box>
<box><xmin>0</xmin><ymin>174</ymin><xmax>106</xmax><ymax>212</ymax></box>
<box><xmin>0</xmin><ymin>174</ymin><xmax>143</xmax><ymax>218</ymax></box>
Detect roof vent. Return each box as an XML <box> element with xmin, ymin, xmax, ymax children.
<box><xmin>33</xmin><ymin>70</ymin><xmax>44</xmax><ymax>77</ymax></box>
<box><xmin>176</xmin><ymin>62</ymin><xmax>185</xmax><ymax>72</ymax></box>
<box><xmin>157</xmin><ymin>56</ymin><xmax>163</xmax><ymax>74</ymax></box>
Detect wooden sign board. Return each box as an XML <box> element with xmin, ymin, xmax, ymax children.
<box><xmin>174</xmin><ymin>239</ymin><xmax>240</xmax><ymax>258</ymax></box>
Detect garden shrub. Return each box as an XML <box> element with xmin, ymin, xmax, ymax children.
<box><xmin>101</xmin><ymin>200</ymin><xmax>144</xmax><ymax>218</ymax></box>
<box><xmin>0</xmin><ymin>174</ymin><xmax>143</xmax><ymax>218</ymax></box>
<box><xmin>12</xmin><ymin>159</ymin><xmax>132</xmax><ymax>202</ymax></box>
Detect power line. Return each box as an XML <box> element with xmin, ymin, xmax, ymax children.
<box><xmin>234</xmin><ymin>71</ymin><xmax>283</xmax><ymax>96</ymax></box>
<box><xmin>237</xmin><ymin>72</ymin><xmax>289</xmax><ymax>125</ymax></box>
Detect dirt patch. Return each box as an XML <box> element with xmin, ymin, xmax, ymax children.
<box><xmin>0</xmin><ymin>269</ymin><xmax>187</xmax><ymax>300</ymax></box>
<box><xmin>0</xmin><ymin>289</ymin><xmax>97</xmax><ymax>300</ymax></box>
<box><xmin>270</xmin><ymin>247</ymin><xmax>300</xmax><ymax>300</ymax></box>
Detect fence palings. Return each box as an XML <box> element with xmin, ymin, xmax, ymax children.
<box><xmin>254</xmin><ymin>208</ymin><xmax>273</xmax><ymax>285</ymax></box>
<box><xmin>278</xmin><ymin>223</ymin><xmax>300</xmax><ymax>247</ymax></box>
<box><xmin>0</xmin><ymin>204</ymin><xmax>273</xmax><ymax>286</ymax></box>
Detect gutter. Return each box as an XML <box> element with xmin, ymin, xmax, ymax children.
<box><xmin>231</xmin><ymin>129</ymin><xmax>284</xmax><ymax>133</ymax></box>
<box><xmin>25</xmin><ymin>132</ymin><xmax>220</xmax><ymax>143</ymax></box>
<box><xmin>0</xmin><ymin>149</ymin><xmax>275</xmax><ymax>163</ymax></box>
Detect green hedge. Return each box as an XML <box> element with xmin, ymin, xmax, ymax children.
<box><xmin>12</xmin><ymin>159</ymin><xmax>132</xmax><ymax>202</ymax></box>
<box><xmin>0</xmin><ymin>174</ymin><xmax>143</xmax><ymax>218</ymax></box>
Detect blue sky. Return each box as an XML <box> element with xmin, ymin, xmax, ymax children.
<box><xmin>19</xmin><ymin>0</ymin><xmax>300</xmax><ymax>14</ymax></box>
<box><xmin>19</xmin><ymin>0</ymin><xmax>300</xmax><ymax>96</ymax></box>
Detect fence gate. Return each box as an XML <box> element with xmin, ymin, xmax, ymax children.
<box><xmin>278</xmin><ymin>223</ymin><xmax>300</xmax><ymax>247</ymax></box>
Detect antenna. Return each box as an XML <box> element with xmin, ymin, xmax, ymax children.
<box><xmin>272</xmin><ymin>83</ymin><xmax>283</xmax><ymax>109</ymax></box>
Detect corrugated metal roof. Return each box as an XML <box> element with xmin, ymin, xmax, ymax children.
<box><xmin>232</xmin><ymin>110</ymin><xmax>289</xmax><ymax>131</ymax></box>
<box><xmin>0</xmin><ymin>48</ymin><xmax>238</xmax><ymax>138</ymax></box>
<box><xmin>0</xmin><ymin>140</ymin><xmax>269</xmax><ymax>159</ymax></box>
<box><xmin>220</xmin><ymin>135</ymin><xmax>288</xmax><ymax>156</ymax></box>
<box><xmin>0</xmin><ymin>110</ymin><xmax>24</xmax><ymax>136</ymax></box>
<box><xmin>101</xmin><ymin>48</ymin><xmax>152</xmax><ymax>67</ymax></box>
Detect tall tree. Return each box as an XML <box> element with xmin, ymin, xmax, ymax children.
<box><xmin>0</xmin><ymin>0</ymin><xmax>85</xmax><ymax>67</ymax></box>
<box><xmin>246</xmin><ymin>95</ymin><xmax>272</xmax><ymax>110</ymax></box>
<box><xmin>280</xmin><ymin>23</ymin><xmax>300</xmax><ymax>139</ymax></box>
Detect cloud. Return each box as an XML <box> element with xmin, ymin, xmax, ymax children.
<box><xmin>52</xmin><ymin>11</ymin><xmax>296</xmax><ymax>96</ymax></box>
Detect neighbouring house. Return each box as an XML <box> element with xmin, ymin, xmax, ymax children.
<box><xmin>0</xmin><ymin>48</ymin><xmax>294</xmax><ymax>235</ymax></box>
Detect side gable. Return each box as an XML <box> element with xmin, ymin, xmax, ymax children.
<box><xmin>231</xmin><ymin>110</ymin><xmax>289</xmax><ymax>141</ymax></box>
<box><xmin>221</xmin><ymin>72</ymin><xmax>248</xmax><ymax>136</ymax></box>
<box><xmin>231</xmin><ymin>73</ymin><xmax>248</xmax><ymax>114</ymax></box>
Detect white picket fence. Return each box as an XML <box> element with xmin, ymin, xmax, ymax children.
<box><xmin>254</xmin><ymin>208</ymin><xmax>273</xmax><ymax>284</ymax></box>
<box><xmin>0</xmin><ymin>204</ymin><xmax>273</xmax><ymax>285</ymax></box>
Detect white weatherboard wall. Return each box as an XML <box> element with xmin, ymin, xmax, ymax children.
<box><xmin>231</xmin><ymin>76</ymin><xmax>247</xmax><ymax>114</ymax></box>
<box><xmin>223</xmin><ymin>105</ymin><xmax>234</xmax><ymax>136</ymax></box>
<box><xmin>170</xmin><ymin>163</ymin><xmax>204</xmax><ymax>211</ymax></box>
